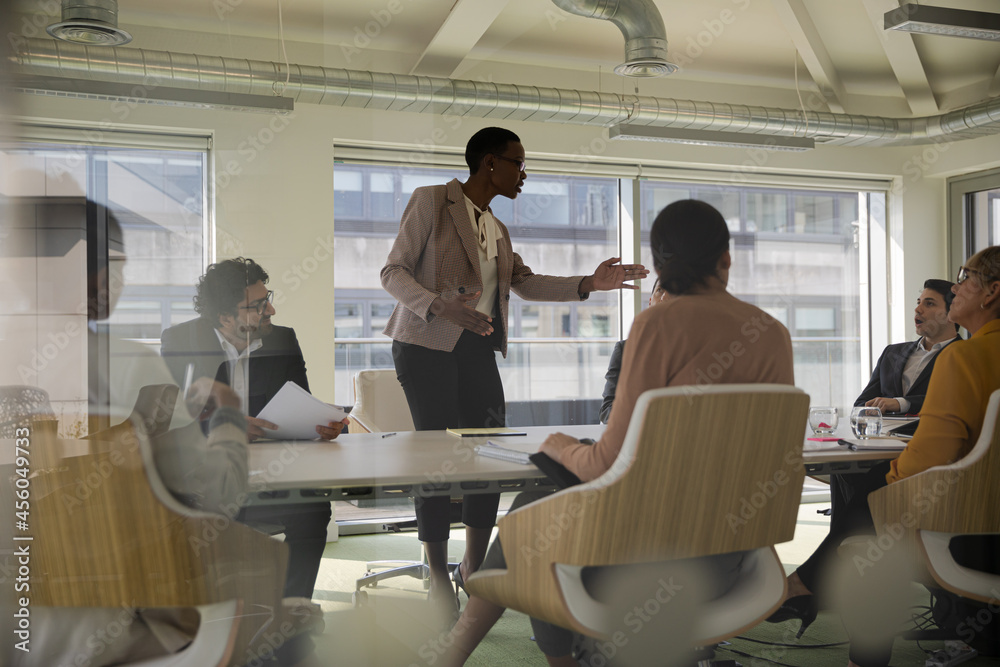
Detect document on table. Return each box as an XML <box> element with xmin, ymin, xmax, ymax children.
<box><xmin>255</xmin><ymin>381</ymin><xmax>349</xmax><ymax>440</ymax></box>
<box><xmin>474</xmin><ymin>440</ymin><xmax>537</xmax><ymax>465</ymax></box>
<box><xmin>837</xmin><ymin>437</ymin><xmax>908</xmax><ymax>451</ymax></box>
<box><xmin>447</xmin><ymin>427</ymin><xmax>528</xmax><ymax>437</ymax></box>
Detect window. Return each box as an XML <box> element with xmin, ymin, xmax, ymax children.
<box><xmin>333</xmin><ymin>163</ymin><xmax>621</xmax><ymax>406</ymax></box>
<box><xmin>640</xmin><ymin>181</ymin><xmax>868</xmax><ymax>409</ymax></box>
<box><xmin>949</xmin><ymin>167</ymin><xmax>1000</xmax><ymax>268</ymax></box>
<box><xmin>0</xmin><ymin>140</ymin><xmax>209</xmax><ymax>343</ymax></box>
<box><xmin>333</xmin><ymin>158</ymin><xmax>880</xmax><ymax>413</ymax></box>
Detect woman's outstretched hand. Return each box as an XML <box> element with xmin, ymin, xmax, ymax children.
<box><xmin>579</xmin><ymin>257</ymin><xmax>650</xmax><ymax>294</ymax></box>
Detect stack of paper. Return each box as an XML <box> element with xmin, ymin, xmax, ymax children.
<box><xmin>474</xmin><ymin>441</ymin><xmax>535</xmax><ymax>465</ymax></box>
<box><xmin>255</xmin><ymin>381</ymin><xmax>350</xmax><ymax>440</ymax></box>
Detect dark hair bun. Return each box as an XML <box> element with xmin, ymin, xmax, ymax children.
<box><xmin>650</xmin><ymin>200</ymin><xmax>730</xmax><ymax>295</ymax></box>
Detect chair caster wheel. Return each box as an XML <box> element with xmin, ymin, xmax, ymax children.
<box><xmin>353</xmin><ymin>590</ymin><xmax>368</xmax><ymax>607</ymax></box>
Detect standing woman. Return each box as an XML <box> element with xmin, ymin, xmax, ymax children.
<box><xmin>380</xmin><ymin>127</ymin><xmax>648</xmax><ymax>611</ymax></box>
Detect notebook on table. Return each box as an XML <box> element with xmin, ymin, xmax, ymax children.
<box><xmin>474</xmin><ymin>439</ymin><xmax>588</xmax><ymax>489</ymax></box>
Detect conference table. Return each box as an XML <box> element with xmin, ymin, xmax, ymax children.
<box><xmin>243</xmin><ymin>422</ymin><xmax>903</xmax><ymax>506</ymax></box>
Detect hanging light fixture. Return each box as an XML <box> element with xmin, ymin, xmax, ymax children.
<box><xmin>609</xmin><ymin>124</ymin><xmax>815</xmax><ymax>151</ymax></box>
<box><xmin>884</xmin><ymin>4</ymin><xmax>1000</xmax><ymax>42</ymax></box>
<box><xmin>46</xmin><ymin>0</ymin><xmax>132</xmax><ymax>46</ymax></box>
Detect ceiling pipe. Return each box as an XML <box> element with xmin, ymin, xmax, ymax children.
<box><xmin>549</xmin><ymin>0</ymin><xmax>676</xmax><ymax>76</ymax></box>
<box><xmin>9</xmin><ymin>38</ymin><xmax>1000</xmax><ymax>147</ymax></box>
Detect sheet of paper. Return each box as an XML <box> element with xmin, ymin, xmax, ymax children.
<box><xmin>255</xmin><ymin>381</ymin><xmax>349</xmax><ymax>440</ymax></box>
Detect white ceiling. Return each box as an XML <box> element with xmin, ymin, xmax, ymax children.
<box><xmin>32</xmin><ymin>0</ymin><xmax>1000</xmax><ymax>117</ymax></box>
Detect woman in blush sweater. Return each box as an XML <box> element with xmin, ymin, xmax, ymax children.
<box><xmin>440</xmin><ymin>199</ymin><xmax>795</xmax><ymax>667</ymax></box>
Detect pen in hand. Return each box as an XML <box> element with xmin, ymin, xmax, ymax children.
<box><xmin>381</xmin><ymin>432</ymin><xmax>397</xmax><ymax>439</ymax></box>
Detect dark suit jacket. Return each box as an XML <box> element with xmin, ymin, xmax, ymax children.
<box><xmin>160</xmin><ymin>317</ymin><xmax>310</xmax><ymax>417</ymax></box>
<box><xmin>600</xmin><ymin>340</ymin><xmax>625</xmax><ymax>424</ymax></box>
<box><xmin>854</xmin><ymin>336</ymin><xmax>960</xmax><ymax>413</ymax></box>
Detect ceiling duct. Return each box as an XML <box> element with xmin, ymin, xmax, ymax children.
<box><xmin>9</xmin><ymin>38</ymin><xmax>1000</xmax><ymax>147</ymax></box>
<box><xmin>46</xmin><ymin>0</ymin><xmax>132</xmax><ymax>46</ymax></box>
<box><xmin>550</xmin><ymin>0</ymin><xmax>676</xmax><ymax>77</ymax></box>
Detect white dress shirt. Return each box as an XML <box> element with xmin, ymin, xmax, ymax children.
<box><xmin>464</xmin><ymin>196</ymin><xmax>502</xmax><ymax>318</ymax></box>
<box><xmin>214</xmin><ymin>329</ymin><xmax>262</xmax><ymax>415</ymax></box>
<box><xmin>896</xmin><ymin>336</ymin><xmax>953</xmax><ymax>413</ymax></box>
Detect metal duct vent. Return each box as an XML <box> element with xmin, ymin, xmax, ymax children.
<box><xmin>47</xmin><ymin>0</ymin><xmax>132</xmax><ymax>46</ymax></box>
<box><xmin>552</xmin><ymin>0</ymin><xmax>677</xmax><ymax>77</ymax></box>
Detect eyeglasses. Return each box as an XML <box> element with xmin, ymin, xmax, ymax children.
<box><xmin>956</xmin><ymin>266</ymin><xmax>996</xmax><ymax>286</ymax></box>
<box><xmin>491</xmin><ymin>154</ymin><xmax>526</xmax><ymax>172</ymax></box>
<box><xmin>240</xmin><ymin>290</ymin><xmax>274</xmax><ymax>315</ymax></box>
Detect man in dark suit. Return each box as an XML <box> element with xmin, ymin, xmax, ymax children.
<box><xmin>161</xmin><ymin>257</ymin><xmax>346</xmax><ymax>599</ymax></box>
<box><xmin>855</xmin><ymin>279</ymin><xmax>961</xmax><ymax>414</ymax></box>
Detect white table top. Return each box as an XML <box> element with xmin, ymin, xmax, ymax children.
<box><xmin>244</xmin><ymin>421</ymin><xmax>901</xmax><ymax>492</ymax></box>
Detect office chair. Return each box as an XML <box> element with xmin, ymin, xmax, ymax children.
<box><xmin>867</xmin><ymin>388</ymin><xmax>1000</xmax><ymax>657</ymax></box>
<box><xmin>30</xmin><ymin>416</ymin><xmax>297</xmax><ymax>666</ymax></box>
<box><xmin>465</xmin><ymin>384</ymin><xmax>809</xmax><ymax>665</ymax></box>
<box><xmin>349</xmin><ymin>369</ymin><xmax>461</xmax><ymax>605</ymax></box>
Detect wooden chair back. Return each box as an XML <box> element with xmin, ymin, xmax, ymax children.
<box><xmin>31</xmin><ymin>418</ymin><xmax>288</xmax><ymax>665</ymax></box>
<box><xmin>466</xmin><ymin>384</ymin><xmax>809</xmax><ymax>633</ymax></box>
<box><xmin>868</xmin><ymin>389</ymin><xmax>1000</xmax><ymax>599</ymax></box>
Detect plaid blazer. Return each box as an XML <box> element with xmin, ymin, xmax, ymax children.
<box><xmin>381</xmin><ymin>178</ymin><xmax>586</xmax><ymax>356</ymax></box>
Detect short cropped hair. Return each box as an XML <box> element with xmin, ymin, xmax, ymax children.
<box><xmin>465</xmin><ymin>127</ymin><xmax>520</xmax><ymax>175</ymax></box>
<box><xmin>922</xmin><ymin>279</ymin><xmax>956</xmax><ymax>311</ymax></box>
<box><xmin>650</xmin><ymin>200</ymin><xmax>731</xmax><ymax>296</ymax></box>
<box><xmin>194</xmin><ymin>258</ymin><xmax>269</xmax><ymax>326</ymax></box>
<box><xmin>923</xmin><ymin>278</ymin><xmax>958</xmax><ymax>332</ymax></box>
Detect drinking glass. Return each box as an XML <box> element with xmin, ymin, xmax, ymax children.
<box><xmin>808</xmin><ymin>407</ymin><xmax>839</xmax><ymax>435</ymax></box>
<box><xmin>850</xmin><ymin>406</ymin><xmax>883</xmax><ymax>439</ymax></box>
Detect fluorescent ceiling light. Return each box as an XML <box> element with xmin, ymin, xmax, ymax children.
<box><xmin>608</xmin><ymin>124</ymin><xmax>814</xmax><ymax>151</ymax></box>
<box><xmin>884</xmin><ymin>4</ymin><xmax>1000</xmax><ymax>41</ymax></box>
<box><xmin>9</xmin><ymin>76</ymin><xmax>294</xmax><ymax>114</ymax></box>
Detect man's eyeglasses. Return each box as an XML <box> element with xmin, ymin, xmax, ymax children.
<box><xmin>956</xmin><ymin>266</ymin><xmax>996</xmax><ymax>286</ymax></box>
<box><xmin>491</xmin><ymin>154</ymin><xmax>526</xmax><ymax>172</ymax></box>
<box><xmin>240</xmin><ymin>290</ymin><xmax>274</xmax><ymax>315</ymax></box>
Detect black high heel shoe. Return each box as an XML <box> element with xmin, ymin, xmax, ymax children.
<box><xmin>452</xmin><ymin>563</ymin><xmax>469</xmax><ymax>598</ymax></box>
<box><xmin>765</xmin><ymin>595</ymin><xmax>818</xmax><ymax>639</ymax></box>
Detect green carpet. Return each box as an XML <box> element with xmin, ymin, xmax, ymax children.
<box><xmin>306</xmin><ymin>516</ymin><xmax>1000</xmax><ymax>666</ymax></box>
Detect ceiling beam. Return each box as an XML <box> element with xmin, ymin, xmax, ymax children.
<box><xmin>409</xmin><ymin>0</ymin><xmax>510</xmax><ymax>78</ymax></box>
<box><xmin>861</xmin><ymin>0</ymin><xmax>938</xmax><ymax>115</ymax></box>
<box><xmin>769</xmin><ymin>0</ymin><xmax>846</xmax><ymax>113</ymax></box>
